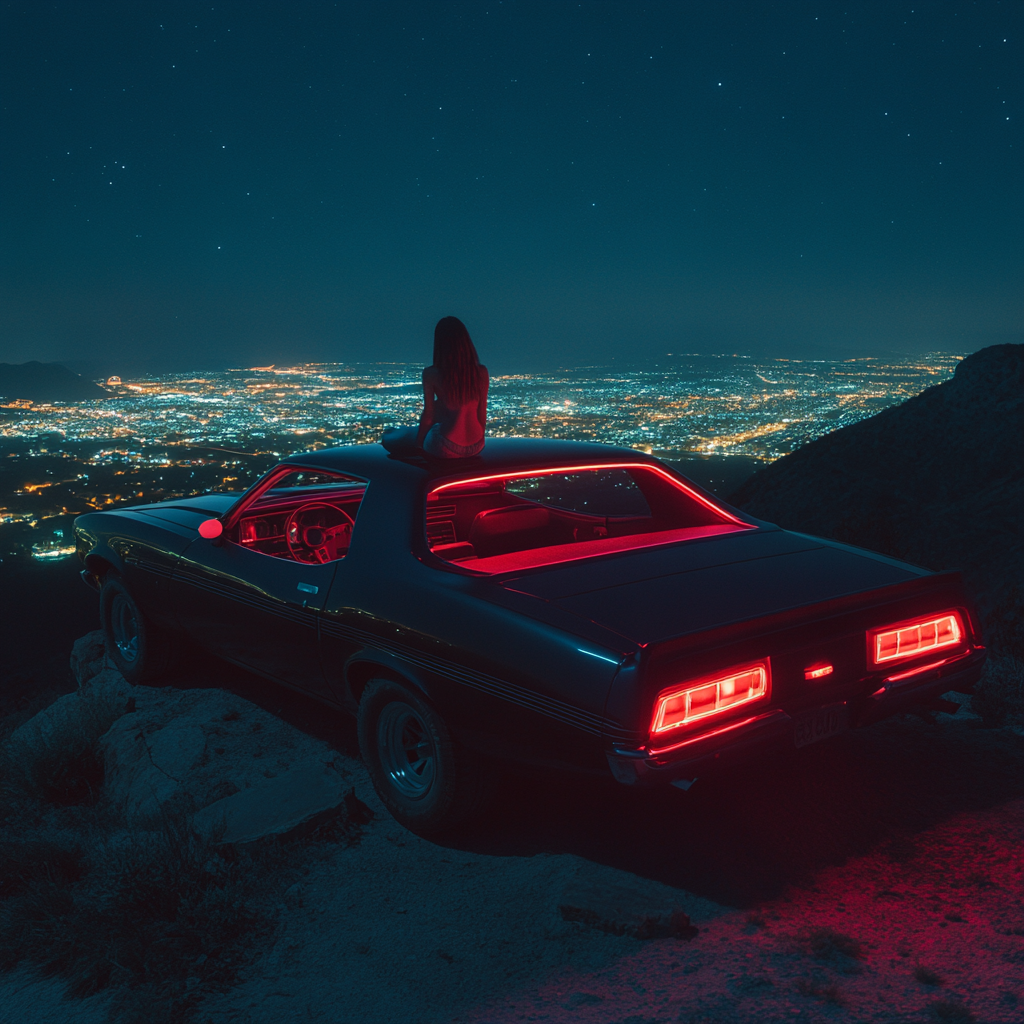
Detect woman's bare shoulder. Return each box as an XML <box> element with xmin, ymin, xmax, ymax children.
<box><xmin>478</xmin><ymin>364</ymin><xmax>489</xmax><ymax>380</ymax></box>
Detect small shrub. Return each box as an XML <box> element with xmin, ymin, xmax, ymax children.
<box><xmin>0</xmin><ymin>836</ymin><xmax>85</xmax><ymax>899</ymax></box>
<box><xmin>795</xmin><ymin>978</ymin><xmax>845</xmax><ymax>1005</ymax></box>
<box><xmin>0</xmin><ymin>796</ymin><xmax>367</xmax><ymax>1022</ymax></box>
<box><xmin>800</xmin><ymin>926</ymin><xmax>863</xmax><ymax>962</ymax></box>
<box><xmin>2</xmin><ymin>693</ymin><xmax>120</xmax><ymax>806</ymax></box>
<box><xmin>929</xmin><ymin>998</ymin><xmax>977</xmax><ymax>1023</ymax></box>
<box><xmin>915</xmin><ymin>965</ymin><xmax>944</xmax><ymax>986</ymax></box>
<box><xmin>971</xmin><ymin>654</ymin><xmax>1024</xmax><ymax>729</ymax></box>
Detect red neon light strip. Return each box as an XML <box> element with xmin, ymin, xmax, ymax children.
<box><xmin>648</xmin><ymin>712</ymin><xmax>776</xmax><ymax>757</ymax></box>
<box><xmin>884</xmin><ymin>655</ymin><xmax>959</xmax><ymax>684</ymax></box>
<box><xmin>459</xmin><ymin>524</ymin><xmax>748</xmax><ymax>575</ymax></box>
<box><xmin>429</xmin><ymin>462</ymin><xmax>748</xmax><ymax>525</ymax></box>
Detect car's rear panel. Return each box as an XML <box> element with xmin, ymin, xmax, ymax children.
<box><xmin>497</xmin><ymin>526</ymin><xmax>984</xmax><ymax>782</ymax></box>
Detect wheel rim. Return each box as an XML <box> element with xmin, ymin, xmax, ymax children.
<box><xmin>377</xmin><ymin>702</ymin><xmax>436</xmax><ymax>800</ymax></box>
<box><xmin>110</xmin><ymin>593</ymin><xmax>140</xmax><ymax>663</ymax></box>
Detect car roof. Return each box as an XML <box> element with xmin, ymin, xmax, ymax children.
<box><xmin>281</xmin><ymin>437</ymin><xmax>659</xmax><ymax>484</ymax></box>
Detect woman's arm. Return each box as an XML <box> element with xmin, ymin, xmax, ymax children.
<box><xmin>476</xmin><ymin>365</ymin><xmax>489</xmax><ymax>431</ymax></box>
<box><xmin>416</xmin><ymin>366</ymin><xmax>437</xmax><ymax>446</ymax></box>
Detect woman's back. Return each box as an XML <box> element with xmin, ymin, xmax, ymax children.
<box><xmin>381</xmin><ymin>316</ymin><xmax>488</xmax><ymax>459</ymax></box>
<box><xmin>423</xmin><ymin>363</ymin><xmax>489</xmax><ymax>447</ymax></box>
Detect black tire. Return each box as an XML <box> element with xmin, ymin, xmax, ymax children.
<box><xmin>357</xmin><ymin>679</ymin><xmax>490</xmax><ymax>836</ymax></box>
<box><xmin>99</xmin><ymin>574</ymin><xmax>174</xmax><ymax>684</ymax></box>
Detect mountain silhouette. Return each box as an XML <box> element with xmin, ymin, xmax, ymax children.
<box><xmin>730</xmin><ymin>344</ymin><xmax>1024</xmax><ymax>656</ymax></box>
<box><xmin>0</xmin><ymin>361</ymin><xmax>109</xmax><ymax>403</ymax></box>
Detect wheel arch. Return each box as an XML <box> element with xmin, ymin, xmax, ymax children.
<box><xmin>343</xmin><ymin>649</ymin><xmax>434</xmax><ymax>708</ymax></box>
<box><xmin>83</xmin><ymin>551</ymin><xmax>119</xmax><ymax>578</ymax></box>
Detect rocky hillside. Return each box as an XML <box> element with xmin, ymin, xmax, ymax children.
<box><xmin>0</xmin><ymin>361</ymin><xmax>109</xmax><ymax>403</ymax></box>
<box><xmin>730</xmin><ymin>344</ymin><xmax>1024</xmax><ymax>655</ymax></box>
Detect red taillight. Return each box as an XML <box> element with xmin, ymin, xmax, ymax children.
<box><xmin>650</xmin><ymin>660</ymin><xmax>770</xmax><ymax>736</ymax></box>
<box><xmin>868</xmin><ymin>611</ymin><xmax>964</xmax><ymax>667</ymax></box>
<box><xmin>804</xmin><ymin>663</ymin><xmax>834</xmax><ymax>680</ymax></box>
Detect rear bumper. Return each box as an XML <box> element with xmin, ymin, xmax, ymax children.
<box><xmin>606</xmin><ymin>645</ymin><xmax>987</xmax><ymax>788</ymax></box>
<box><xmin>851</xmin><ymin>644</ymin><xmax>987</xmax><ymax>726</ymax></box>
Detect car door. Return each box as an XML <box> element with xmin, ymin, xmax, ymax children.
<box><xmin>173</xmin><ymin>536</ymin><xmax>337</xmax><ymax>694</ymax></box>
<box><xmin>171</xmin><ymin>465</ymin><xmax>365</xmax><ymax>697</ymax></box>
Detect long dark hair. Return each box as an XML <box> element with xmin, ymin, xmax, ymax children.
<box><xmin>433</xmin><ymin>316</ymin><xmax>481</xmax><ymax>405</ymax></box>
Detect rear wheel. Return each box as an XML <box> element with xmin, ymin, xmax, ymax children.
<box><xmin>100</xmin><ymin>574</ymin><xmax>174</xmax><ymax>683</ymax></box>
<box><xmin>357</xmin><ymin>679</ymin><xmax>490</xmax><ymax>836</ymax></box>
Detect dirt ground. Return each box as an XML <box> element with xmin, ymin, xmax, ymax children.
<box><xmin>2</xmin><ymin>562</ymin><xmax>1023</xmax><ymax>1023</ymax></box>
<box><xmin>194</xmin><ymin>685</ymin><xmax>1024</xmax><ymax>1024</ymax></box>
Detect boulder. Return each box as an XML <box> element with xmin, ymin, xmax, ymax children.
<box><xmin>98</xmin><ymin>684</ymin><xmax>353</xmax><ymax>831</ymax></box>
<box><xmin>8</xmin><ymin>633</ymin><xmax>357</xmax><ymax>842</ymax></box>
<box><xmin>8</xmin><ymin>667</ymin><xmax>133</xmax><ymax>764</ymax></box>
<box><xmin>70</xmin><ymin>630</ymin><xmax>109</xmax><ymax>687</ymax></box>
<box><xmin>192</xmin><ymin>763</ymin><xmax>349</xmax><ymax>844</ymax></box>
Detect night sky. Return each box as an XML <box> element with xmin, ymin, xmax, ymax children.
<box><xmin>1</xmin><ymin>1</ymin><xmax>1020</xmax><ymax>373</ymax></box>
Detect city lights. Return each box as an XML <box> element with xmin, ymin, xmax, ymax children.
<box><xmin>0</xmin><ymin>354</ymin><xmax>961</xmax><ymax>561</ymax></box>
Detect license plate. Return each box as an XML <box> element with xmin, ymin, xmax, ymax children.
<box><xmin>794</xmin><ymin>704</ymin><xmax>847</xmax><ymax>748</ymax></box>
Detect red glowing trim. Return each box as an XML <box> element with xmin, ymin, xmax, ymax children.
<box><xmin>648</xmin><ymin>711</ymin><xmax>775</xmax><ymax>757</ymax></box>
<box><xmin>198</xmin><ymin>518</ymin><xmax>223</xmax><ymax>539</ymax></box>
<box><xmin>869</xmin><ymin>612</ymin><xmax>963</xmax><ymax>666</ymax></box>
<box><xmin>884</xmin><ymin>655</ymin><xmax>959</xmax><ymax>684</ymax></box>
<box><xmin>458</xmin><ymin>524</ymin><xmax>747</xmax><ymax>574</ymax></box>
<box><xmin>650</xmin><ymin>660</ymin><xmax>771</xmax><ymax>736</ymax></box>
<box><xmin>429</xmin><ymin>462</ymin><xmax>749</xmax><ymax>525</ymax></box>
<box><xmin>804</xmin><ymin>663</ymin><xmax>834</xmax><ymax>680</ymax></box>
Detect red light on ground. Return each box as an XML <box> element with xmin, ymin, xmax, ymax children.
<box><xmin>804</xmin><ymin>663</ymin><xmax>834</xmax><ymax>680</ymax></box>
<box><xmin>198</xmin><ymin>518</ymin><xmax>223</xmax><ymax>539</ymax></box>
<box><xmin>651</xmin><ymin>660</ymin><xmax>770</xmax><ymax>735</ymax></box>
<box><xmin>869</xmin><ymin>612</ymin><xmax>963</xmax><ymax>666</ymax></box>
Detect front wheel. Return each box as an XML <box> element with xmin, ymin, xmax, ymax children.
<box><xmin>357</xmin><ymin>679</ymin><xmax>490</xmax><ymax>836</ymax></box>
<box><xmin>100</xmin><ymin>574</ymin><xmax>174</xmax><ymax>684</ymax></box>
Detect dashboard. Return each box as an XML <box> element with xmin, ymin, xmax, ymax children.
<box><xmin>234</xmin><ymin>485</ymin><xmax>365</xmax><ymax>563</ymax></box>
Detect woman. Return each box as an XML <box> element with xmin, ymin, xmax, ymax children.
<box><xmin>384</xmin><ymin>316</ymin><xmax>489</xmax><ymax>458</ymax></box>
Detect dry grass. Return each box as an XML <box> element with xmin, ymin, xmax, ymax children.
<box><xmin>0</xmin><ymin>700</ymin><xmax>366</xmax><ymax>1023</ymax></box>
<box><xmin>928</xmin><ymin>998</ymin><xmax>978</xmax><ymax>1023</ymax></box>
<box><xmin>799</xmin><ymin>926</ymin><xmax>864</xmax><ymax>962</ymax></box>
<box><xmin>2</xmin><ymin>694</ymin><xmax>117</xmax><ymax>807</ymax></box>
<box><xmin>795</xmin><ymin>977</ymin><xmax>846</xmax><ymax>1005</ymax></box>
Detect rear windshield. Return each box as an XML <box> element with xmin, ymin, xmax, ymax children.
<box><xmin>426</xmin><ymin>463</ymin><xmax>750</xmax><ymax>574</ymax></box>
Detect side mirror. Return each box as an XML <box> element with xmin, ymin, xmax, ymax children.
<box><xmin>198</xmin><ymin>518</ymin><xmax>224</xmax><ymax>540</ymax></box>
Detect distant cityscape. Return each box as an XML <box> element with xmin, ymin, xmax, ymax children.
<box><xmin>0</xmin><ymin>352</ymin><xmax>961</xmax><ymax>561</ymax></box>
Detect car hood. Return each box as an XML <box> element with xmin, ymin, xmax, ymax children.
<box><xmin>130</xmin><ymin>492</ymin><xmax>242</xmax><ymax>516</ymax></box>
<box><xmin>502</xmin><ymin>528</ymin><xmax>929</xmax><ymax>646</ymax></box>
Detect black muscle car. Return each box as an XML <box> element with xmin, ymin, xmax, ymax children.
<box><xmin>74</xmin><ymin>439</ymin><xmax>986</xmax><ymax>834</ymax></box>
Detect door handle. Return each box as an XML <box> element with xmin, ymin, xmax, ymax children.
<box><xmin>297</xmin><ymin>582</ymin><xmax>319</xmax><ymax>595</ymax></box>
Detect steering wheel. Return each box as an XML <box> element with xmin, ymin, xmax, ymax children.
<box><xmin>285</xmin><ymin>502</ymin><xmax>354</xmax><ymax>564</ymax></box>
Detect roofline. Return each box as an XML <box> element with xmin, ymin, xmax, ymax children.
<box><xmin>279</xmin><ymin>437</ymin><xmax>662</xmax><ymax>481</ymax></box>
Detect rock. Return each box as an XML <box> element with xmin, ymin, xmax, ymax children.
<box><xmin>9</xmin><ymin>668</ymin><xmax>132</xmax><ymax>763</ymax></box>
<box><xmin>70</xmin><ymin>630</ymin><xmax>108</xmax><ymax>687</ymax></box>
<box><xmin>98</xmin><ymin>683</ymin><xmax>352</xmax><ymax>827</ymax></box>
<box><xmin>730</xmin><ymin>343</ymin><xmax>1024</xmax><ymax>656</ymax></box>
<box><xmin>81</xmin><ymin>667</ymin><xmax>133</xmax><ymax>705</ymax></box>
<box><xmin>192</xmin><ymin>764</ymin><xmax>349</xmax><ymax>844</ymax></box>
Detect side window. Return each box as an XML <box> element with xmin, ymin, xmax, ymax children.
<box><xmin>234</xmin><ymin>467</ymin><xmax>367</xmax><ymax>563</ymax></box>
